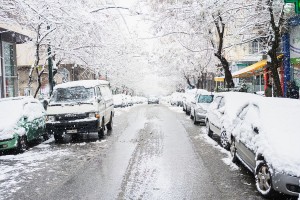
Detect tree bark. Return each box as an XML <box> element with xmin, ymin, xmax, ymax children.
<box><xmin>267</xmin><ymin>1</ymin><xmax>284</xmax><ymax>97</ymax></box>
<box><xmin>212</xmin><ymin>13</ymin><xmax>234</xmax><ymax>88</ymax></box>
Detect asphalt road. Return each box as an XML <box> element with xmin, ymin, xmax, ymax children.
<box><xmin>0</xmin><ymin>104</ymin><xmax>296</xmax><ymax>200</ymax></box>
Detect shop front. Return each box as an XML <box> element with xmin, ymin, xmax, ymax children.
<box><xmin>290</xmin><ymin>16</ymin><xmax>300</xmax><ymax>87</ymax></box>
<box><xmin>0</xmin><ymin>27</ymin><xmax>28</xmax><ymax>98</ymax></box>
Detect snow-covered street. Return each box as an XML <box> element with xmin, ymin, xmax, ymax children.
<box><xmin>1</xmin><ymin>104</ymin><xmax>285</xmax><ymax>200</ymax></box>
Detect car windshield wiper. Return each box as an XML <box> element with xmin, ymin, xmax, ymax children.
<box><xmin>77</xmin><ymin>102</ymin><xmax>93</xmax><ymax>105</ymax></box>
<box><xmin>49</xmin><ymin>103</ymin><xmax>61</xmax><ymax>106</ymax></box>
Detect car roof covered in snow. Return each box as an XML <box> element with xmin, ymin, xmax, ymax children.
<box><xmin>0</xmin><ymin>96</ymin><xmax>34</xmax><ymax>103</ymax></box>
<box><xmin>54</xmin><ymin>80</ymin><xmax>109</xmax><ymax>89</ymax></box>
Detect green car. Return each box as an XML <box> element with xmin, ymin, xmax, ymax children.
<box><xmin>0</xmin><ymin>97</ymin><xmax>47</xmax><ymax>153</ymax></box>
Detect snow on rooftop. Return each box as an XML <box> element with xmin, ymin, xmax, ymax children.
<box><xmin>54</xmin><ymin>80</ymin><xmax>109</xmax><ymax>89</ymax></box>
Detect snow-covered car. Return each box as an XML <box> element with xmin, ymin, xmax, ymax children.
<box><xmin>148</xmin><ymin>96</ymin><xmax>159</xmax><ymax>104</ymax></box>
<box><xmin>170</xmin><ymin>92</ymin><xmax>184</xmax><ymax>106</ymax></box>
<box><xmin>46</xmin><ymin>80</ymin><xmax>114</xmax><ymax>142</ymax></box>
<box><xmin>126</xmin><ymin>95</ymin><xmax>133</xmax><ymax>106</ymax></box>
<box><xmin>205</xmin><ymin>92</ymin><xmax>260</xmax><ymax>149</ymax></box>
<box><xmin>230</xmin><ymin>97</ymin><xmax>300</xmax><ymax>197</ymax></box>
<box><xmin>190</xmin><ymin>92</ymin><xmax>214</xmax><ymax>124</ymax></box>
<box><xmin>182</xmin><ymin>89</ymin><xmax>197</xmax><ymax>115</ymax></box>
<box><xmin>0</xmin><ymin>97</ymin><xmax>47</xmax><ymax>153</ymax></box>
<box><xmin>113</xmin><ymin>94</ymin><xmax>126</xmax><ymax>108</ymax></box>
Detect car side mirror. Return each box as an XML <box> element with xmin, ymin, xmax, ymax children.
<box><xmin>97</xmin><ymin>97</ymin><xmax>102</xmax><ymax>103</ymax></box>
<box><xmin>252</xmin><ymin>124</ymin><xmax>259</xmax><ymax>134</ymax></box>
<box><xmin>191</xmin><ymin>100</ymin><xmax>196</xmax><ymax>104</ymax></box>
<box><xmin>218</xmin><ymin>107</ymin><xmax>225</xmax><ymax>115</ymax></box>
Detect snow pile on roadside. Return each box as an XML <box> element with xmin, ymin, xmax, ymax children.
<box><xmin>168</xmin><ymin>106</ymin><xmax>184</xmax><ymax>113</ymax></box>
<box><xmin>197</xmin><ymin>129</ymin><xmax>238</xmax><ymax>171</ymax></box>
<box><xmin>0</xmin><ymin>146</ymin><xmax>70</xmax><ymax>199</ymax></box>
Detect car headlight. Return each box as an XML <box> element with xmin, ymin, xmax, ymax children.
<box><xmin>88</xmin><ymin>112</ymin><xmax>95</xmax><ymax>118</ymax></box>
<box><xmin>47</xmin><ymin>116</ymin><xmax>55</xmax><ymax>122</ymax></box>
<box><xmin>196</xmin><ymin>107</ymin><xmax>207</xmax><ymax>114</ymax></box>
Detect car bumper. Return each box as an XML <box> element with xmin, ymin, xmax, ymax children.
<box><xmin>186</xmin><ymin>105</ymin><xmax>191</xmax><ymax>112</ymax></box>
<box><xmin>46</xmin><ymin>119</ymin><xmax>100</xmax><ymax>135</ymax></box>
<box><xmin>272</xmin><ymin>171</ymin><xmax>300</xmax><ymax>196</ymax></box>
<box><xmin>0</xmin><ymin>136</ymin><xmax>18</xmax><ymax>151</ymax></box>
<box><xmin>195</xmin><ymin>112</ymin><xmax>206</xmax><ymax>122</ymax></box>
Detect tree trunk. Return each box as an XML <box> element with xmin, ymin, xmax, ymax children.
<box><xmin>215</xmin><ymin>53</ymin><xmax>234</xmax><ymax>88</ymax></box>
<box><xmin>267</xmin><ymin>1</ymin><xmax>284</xmax><ymax>97</ymax></box>
<box><xmin>34</xmin><ymin>68</ymin><xmax>44</xmax><ymax>98</ymax></box>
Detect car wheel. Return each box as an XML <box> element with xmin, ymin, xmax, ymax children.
<box><xmin>193</xmin><ymin>112</ymin><xmax>198</xmax><ymax>125</ymax></box>
<box><xmin>54</xmin><ymin>134</ymin><xmax>64</xmax><ymax>143</ymax></box>
<box><xmin>16</xmin><ymin>135</ymin><xmax>28</xmax><ymax>153</ymax></box>
<box><xmin>206</xmin><ymin>121</ymin><xmax>213</xmax><ymax>137</ymax></box>
<box><xmin>220</xmin><ymin>130</ymin><xmax>230</xmax><ymax>150</ymax></box>
<box><xmin>190</xmin><ymin>112</ymin><xmax>194</xmax><ymax>119</ymax></box>
<box><xmin>255</xmin><ymin>161</ymin><xmax>274</xmax><ymax>197</ymax></box>
<box><xmin>98</xmin><ymin>120</ymin><xmax>105</xmax><ymax>139</ymax></box>
<box><xmin>106</xmin><ymin>115</ymin><xmax>113</xmax><ymax>131</ymax></box>
<box><xmin>230</xmin><ymin>137</ymin><xmax>238</xmax><ymax>163</ymax></box>
<box><xmin>43</xmin><ymin>132</ymin><xmax>50</xmax><ymax>141</ymax></box>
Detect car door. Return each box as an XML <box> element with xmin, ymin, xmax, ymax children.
<box><xmin>235</xmin><ymin>104</ymin><xmax>259</xmax><ymax>171</ymax></box>
<box><xmin>208</xmin><ymin>96</ymin><xmax>222</xmax><ymax>133</ymax></box>
<box><xmin>191</xmin><ymin>95</ymin><xmax>197</xmax><ymax>116</ymax></box>
<box><xmin>23</xmin><ymin>102</ymin><xmax>45</xmax><ymax>141</ymax></box>
<box><xmin>100</xmin><ymin>86</ymin><xmax>112</xmax><ymax>124</ymax></box>
<box><xmin>104</xmin><ymin>86</ymin><xmax>113</xmax><ymax>121</ymax></box>
<box><xmin>96</xmin><ymin>86</ymin><xmax>106</xmax><ymax>123</ymax></box>
<box><xmin>213</xmin><ymin>97</ymin><xmax>225</xmax><ymax>135</ymax></box>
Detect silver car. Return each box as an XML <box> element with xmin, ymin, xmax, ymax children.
<box><xmin>230</xmin><ymin>100</ymin><xmax>300</xmax><ymax>197</ymax></box>
<box><xmin>190</xmin><ymin>93</ymin><xmax>214</xmax><ymax>124</ymax></box>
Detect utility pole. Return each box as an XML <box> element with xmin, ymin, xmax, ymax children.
<box><xmin>47</xmin><ymin>25</ymin><xmax>53</xmax><ymax>96</ymax></box>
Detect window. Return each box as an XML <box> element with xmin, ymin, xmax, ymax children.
<box><xmin>50</xmin><ymin>87</ymin><xmax>95</xmax><ymax>103</ymax></box>
<box><xmin>198</xmin><ymin>95</ymin><xmax>214</xmax><ymax>103</ymax></box>
<box><xmin>3</xmin><ymin>42</ymin><xmax>17</xmax><ymax>97</ymax></box>
<box><xmin>249</xmin><ymin>40</ymin><xmax>259</xmax><ymax>54</ymax></box>
<box><xmin>218</xmin><ymin>97</ymin><xmax>225</xmax><ymax>109</ymax></box>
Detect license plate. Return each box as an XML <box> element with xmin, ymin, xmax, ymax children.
<box><xmin>66</xmin><ymin>129</ymin><xmax>77</xmax><ymax>134</ymax></box>
<box><xmin>0</xmin><ymin>144</ymin><xmax>8</xmax><ymax>148</ymax></box>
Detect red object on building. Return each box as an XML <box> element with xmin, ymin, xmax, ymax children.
<box><xmin>264</xmin><ymin>68</ymin><xmax>269</xmax><ymax>91</ymax></box>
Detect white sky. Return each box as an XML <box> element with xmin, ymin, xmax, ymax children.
<box><xmin>112</xmin><ymin>0</ymin><xmax>174</xmax><ymax>96</ymax></box>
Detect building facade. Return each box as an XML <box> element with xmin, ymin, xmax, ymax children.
<box><xmin>0</xmin><ymin>26</ymin><xmax>28</xmax><ymax>98</ymax></box>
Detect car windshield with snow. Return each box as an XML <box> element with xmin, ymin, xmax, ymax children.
<box><xmin>50</xmin><ymin>86</ymin><xmax>95</xmax><ymax>104</ymax></box>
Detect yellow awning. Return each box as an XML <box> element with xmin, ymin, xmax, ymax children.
<box><xmin>214</xmin><ymin>54</ymin><xmax>283</xmax><ymax>81</ymax></box>
<box><xmin>214</xmin><ymin>77</ymin><xmax>225</xmax><ymax>82</ymax></box>
<box><xmin>231</xmin><ymin>60</ymin><xmax>266</xmax><ymax>78</ymax></box>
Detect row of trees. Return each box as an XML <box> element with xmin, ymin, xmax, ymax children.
<box><xmin>1</xmin><ymin>0</ymin><xmax>148</xmax><ymax>96</ymax></box>
<box><xmin>146</xmin><ymin>0</ymin><xmax>296</xmax><ymax>96</ymax></box>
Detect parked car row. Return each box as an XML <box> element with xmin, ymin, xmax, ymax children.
<box><xmin>148</xmin><ymin>96</ymin><xmax>159</xmax><ymax>104</ymax></box>
<box><xmin>113</xmin><ymin>94</ymin><xmax>147</xmax><ymax>108</ymax></box>
<box><xmin>185</xmin><ymin>91</ymin><xmax>300</xmax><ymax>198</ymax></box>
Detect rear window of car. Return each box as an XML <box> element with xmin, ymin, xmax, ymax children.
<box><xmin>198</xmin><ymin>95</ymin><xmax>214</xmax><ymax>103</ymax></box>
